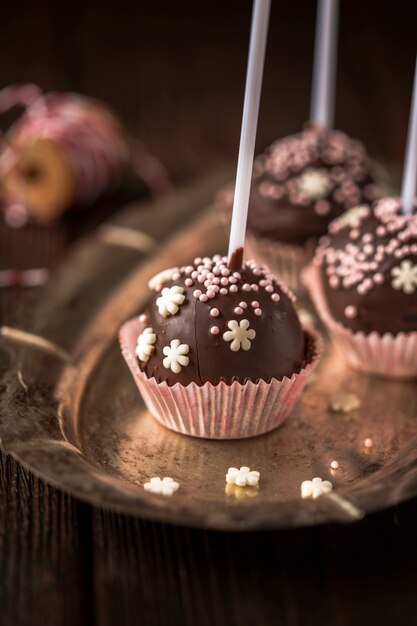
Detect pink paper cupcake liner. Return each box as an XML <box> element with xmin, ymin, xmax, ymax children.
<box><xmin>304</xmin><ymin>264</ymin><xmax>417</xmax><ymax>378</ymax></box>
<box><xmin>119</xmin><ymin>317</ymin><xmax>322</xmax><ymax>439</ymax></box>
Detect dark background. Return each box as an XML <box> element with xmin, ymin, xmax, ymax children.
<box><xmin>1</xmin><ymin>0</ymin><xmax>415</xmax><ymax>180</ymax></box>
<box><xmin>1</xmin><ymin>2</ymin><xmax>417</xmax><ymax>625</ymax></box>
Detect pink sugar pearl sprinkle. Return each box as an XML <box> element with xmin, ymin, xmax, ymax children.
<box><xmin>344</xmin><ymin>305</ymin><xmax>357</xmax><ymax>319</ymax></box>
<box><xmin>210</xmin><ymin>326</ymin><xmax>219</xmax><ymax>335</ymax></box>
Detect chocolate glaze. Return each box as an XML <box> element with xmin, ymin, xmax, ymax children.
<box><xmin>314</xmin><ymin>197</ymin><xmax>417</xmax><ymax>335</ymax></box>
<box><xmin>138</xmin><ymin>256</ymin><xmax>306</xmax><ymax>386</ymax></box>
<box><xmin>228</xmin><ymin>246</ymin><xmax>244</xmax><ymax>271</ymax></box>
<box><xmin>247</xmin><ymin>125</ymin><xmax>378</xmax><ymax>246</ymax></box>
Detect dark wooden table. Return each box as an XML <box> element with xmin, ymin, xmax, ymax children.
<box><xmin>1</xmin><ymin>1</ymin><xmax>417</xmax><ymax>623</ymax></box>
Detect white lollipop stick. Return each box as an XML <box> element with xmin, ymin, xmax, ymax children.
<box><xmin>227</xmin><ymin>0</ymin><xmax>271</xmax><ymax>269</ymax></box>
<box><xmin>401</xmin><ymin>55</ymin><xmax>417</xmax><ymax>216</ymax></box>
<box><xmin>310</xmin><ymin>0</ymin><xmax>339</xmax><ymax>128</ymax></box>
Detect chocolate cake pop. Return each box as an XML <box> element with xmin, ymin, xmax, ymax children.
<box><xmin>120</xmin><ymin>256</ymin><xmax>321</xmax><ymax>439</ymax></box>
<box><xmin>248</xmin><ymin>125</ymin><xmax>378</xmax><ymax>246</ymax></box>
<box><xmin>138</xmin><ymin>256</ymin><xmax>305</xmax><ymax>386</ymax></box>
<box><xmin>305</xmin><ymin>197</ymin><xmax>417</xmax><ymax>377</ymax></box>
<box><xmin>120</xmin><ymin>2</ymin><xmax>322</xmax><ymax>439</ymax></box>
<box><xmin>316</xmin><ymin>197</ymin><xmax>417</xmax><ymax>335</ymax></box>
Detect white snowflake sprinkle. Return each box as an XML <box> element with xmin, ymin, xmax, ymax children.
<box><xmin>136</xmin><ymin>327</ymin><xmax>156</xmax><ymax>363</ymax></box>
<box><xmin>328</xmin><ymin>392</ymin><xmax>360</xmax><ymax>414</ymax></box>
<box><xmin>156</xmin><ymin>285</ymin><xmax>185</xmax><ymax>317</ymax></box>
<box><xmin>144</xmin><ymin>477</ymin><xmax>180</xmax><ymax>496</ymax></box>
<box><xmin>297</xmin><ymin>168</ymin><xmax>332</xmax><ymax>200</ymax></box>
<box><xmin>162</xmin><ymin>339</ymin><xmax>190</xmax><ymax>373</ymax></box>
<box><xmin>331</xmin><ymin>205</ymin><xmax>369</xmax><ymax>230</ymax></box>
<box><xmin>148</xmin><ymin>267</ymin><xmax>179</xmax><ymax>291</ymax></box>
<box><xmin>301</xmin><ymin>477</ymin><xmax>333</xmax><ymax>499</ymax></box>
<box><xmin>223</xmin><ymin>319</ymin><xmax>256</xmax><ymax>352</ymax></box>
<box><xmin>391</xmin><ymin>260</ymin><xmax>417</xmax><ymax>294</ymax></box>
<box><xmin>226</xmin><ymin>466</ymin><xmax>260</xmax><ymax>487</ymax></box>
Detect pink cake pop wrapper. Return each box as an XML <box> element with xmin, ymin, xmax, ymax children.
<box><xmin>119</xmin><ymin>317</ymin><xmax>322</xmax><ymax>440</ymax></box>
<box><xmin>304</xmin><ymin>264</ymin><xmax>417</xmax><ymax>378</ymax></box>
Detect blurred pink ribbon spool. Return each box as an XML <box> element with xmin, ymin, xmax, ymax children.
<box><xmin>0</xmin><ymin>84</ymin><xmax>172</xmax><ymax>225</ymax></box>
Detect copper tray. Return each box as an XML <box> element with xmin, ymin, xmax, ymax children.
<box><xmin>1</xmin><ymin>173</ymin><xmax>417</xmax><ymax>531</ymax></box>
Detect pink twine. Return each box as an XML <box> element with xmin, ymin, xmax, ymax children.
<box><xmin>0</xmin><ymin>84</ymin><xmax>172</xmax><ymax>225</ymax></box>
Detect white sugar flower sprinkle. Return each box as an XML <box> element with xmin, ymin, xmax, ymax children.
<box><xmin>332</xmin><ymin>205</ymin><xmax>369</xmax><ymax>230</ymax></box>
<box><xmin>148</xmin><ymin>267</ymin><xmax>179</xmax><ymax>291</ymax></box>
<box><xmin>297</xmin><ymin>168</ymin><xmax>332</xmax><ymax>200</ymax></box>
<box><xmin>226</xmin><ymin>466</ymin><xmax>260</xmax><ymax>487</ymax></box>
<box><xmin>163</xmin><ymin>339</ymin><xmax>190</xmax><ymax>373</ymax></box>
<box><xmin>144</xmin><ymin>477</ymin><xmax>180</xmax><ymax>496</ymax></box>
<box><xmin>156</xmin><ymin>285</ymin><xmax>185</xmax><ymax>317</ymax></box>
<box><xmin>136</xmin><ymin>327</ymin><xmax>156</xmax><ymax>362</ymax></box>
<box><xmin>301</xmin><ymin>477</ymin><xmax>333</xmax><ymax>499</ymax></box>
<box><xmin>391</xmin><ymin>260</ymin><xmax>417</xmax><ymax>294</ymax></box>
<box><xmin>223</xmin><ymin>319</ymin><xmax>256</xmax><ymax>352</ymax></box>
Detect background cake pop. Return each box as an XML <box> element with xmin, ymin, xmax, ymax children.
<box><xmin>315</xmin><ymin>197</ymin><xmax>417</xmax><ymax>335</ymax></box>
<box><xmin>305</xmin><ymin>54</ymin><xmax>417</xmax><ymax>377</ymax></box>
